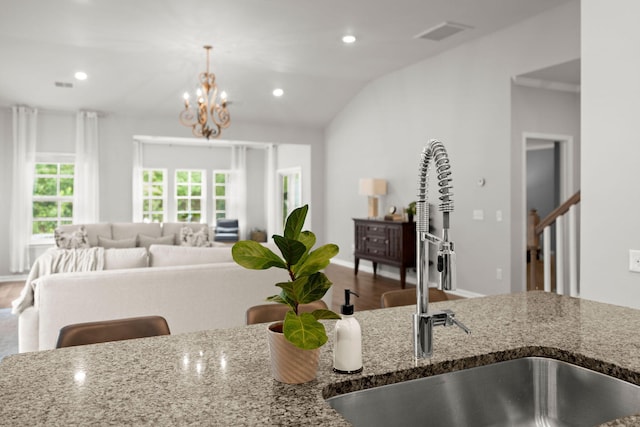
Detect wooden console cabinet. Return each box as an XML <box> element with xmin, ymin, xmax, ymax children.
<box><xmin>353</xmin><ymin>218</ymin><xmax>416</xmax><ymax>288</ymax></box>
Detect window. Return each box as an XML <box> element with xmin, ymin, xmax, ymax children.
<box><xmin>213</xmin><ymin>170</ymin><xmax>230</xmax><ymax>220</ymax></box>
<box><xmin>141</xmin><ymin>169</ymin><xmax>167</xmax><ymax>223</ymax></box>
<box><xmin>176</xmin><ymin>169</ymin><xmax>205</xmax><ymax>222</ymax></box>
<box><xmin>32</xmin><ymin>162</ymin><xmax>75</xmax><ymax>238</ymax></box>
<box><xmin>278</xmin><ymin>168</ymin><xmax>302</xmax><ymax>226</ymax></box>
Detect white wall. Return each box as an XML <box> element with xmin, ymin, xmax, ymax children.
<box><xmin>581</xmin><ymin>0</ymin><xmax>640</xmax><ymax>308</ymax></box>
<box><xmin>325</xmin><ymin>1</ymin><xmax>580</xmax><ymax>296</ymax></box>
<box><xmin>0</xmin><ymin>109</ymin><xmax>324</xmax><ymax>277</ymax></box>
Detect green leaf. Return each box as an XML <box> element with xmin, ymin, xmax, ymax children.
<box><xmin>289</xmin><ymin>272</ymin><xmax>333</xmax><ymax>304</ymax></box>
<box><xmin>283</xmin><ymin>311</ymin><xmax>328</xmax><ymax>350</ymax></box>
<box><xmin>232</xmin><ymin>241</ymin><xmax>286</xmax><ymax>270</ymax></box>
<box><xmin>273</xmin><ymin>235</ymin><xmax>306</xmax><ymax>266</ymax></box>
<box><xmin>312</xmin><ymin>309</ymin><xmax>341</xmax><ymax>320</ymax></box>
<box><xmin>283</xmin><ymin>205</ymin><xmax>308</xmax><ymax>240</ymax></box>
<box><xmin>294</xmin><ymin>244</ymin><xmax>339</xmax><ymax>277</ymax></box>
<box><xmin>298</xmin><ymin>231</ymin><xmax>316</xmax><ymax>252</ymax></box>
<box><xmin>267</xmin><ymin>293</ymin><xmax>295</xmax><ymax>309</ymax></box>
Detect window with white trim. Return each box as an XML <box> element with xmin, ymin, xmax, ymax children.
<box><xmin>213</xmin><ymin>170</ymin><xmax>230</xmax><ymax>220</ymax></box>
<box><xmin>141</xmin><ymin>168</ymin><xmax>167</xmax><ymax>223</ymax></box>
<box><xmin>175</xmin><ymin>169</ymin><xmax>205</xmax><ymax>222</ymax></box>
<box><xmin>278</xmin><ymin>167</ymin><xmax>302</xmax><ymax>226</ymax></box>
<box><xmin>32</xmin><ymin>162</ymin><xmax>75</xmax><ymax>238</ymax></box>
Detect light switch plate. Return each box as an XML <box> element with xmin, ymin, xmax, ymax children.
<box><xmin>473</xmin><ymin>209</ymin><xmax>484</xmax><ymax>220</ymax></box>
<box><xmin>629</xmin><ymin>250</ymin><xmax>640</xmax><ymax>273</ymax></box>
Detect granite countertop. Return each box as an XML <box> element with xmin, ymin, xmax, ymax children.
<box><xmin>1</xmin><ymin>291</ymin><xmax>639</xmax><ymax>425</ymax></box>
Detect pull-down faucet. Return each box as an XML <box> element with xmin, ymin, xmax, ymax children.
<box><xmin>413</xmin><ymin>139</ymin><xmax>470</xmax><ymax>359</ymax></box>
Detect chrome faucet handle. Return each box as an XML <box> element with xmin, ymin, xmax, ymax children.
<box><xmin>442</xmin><ymin>309</ymin><xmax>471</xmax><ymax>334</ymax></box>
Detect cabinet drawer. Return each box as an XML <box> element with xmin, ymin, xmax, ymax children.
<box><xmin>364</xmin><ymin>224</ymin><xmax>387</xmax><ymax>238</ymax></box>
<box><xmin>364</xmin><ymin>242</ymin><xmax>387</xmax><ymax>256</ymax></box>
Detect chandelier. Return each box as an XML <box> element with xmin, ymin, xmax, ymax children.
<box><xmin>179</xmin><ymin>45</ymin><xmax>230</xmax><ymax>139</ymax></box>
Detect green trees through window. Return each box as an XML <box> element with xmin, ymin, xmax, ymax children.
<box><xmin>32</xmin><ymin>163</ymin><xmax>75</xmax><ymax>236</ymax></box>
<box><xmin>142</xmin><ymin>169</ymin><xmax>166</xmax><ymax>223</ymax></box>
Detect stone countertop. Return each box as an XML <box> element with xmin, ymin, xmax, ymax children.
<box><xmin>0</xmin><ymin>291</ymin><xmax>639</xmax><ymax>425</ymax></box>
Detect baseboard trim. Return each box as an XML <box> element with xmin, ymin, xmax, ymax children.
<box><xmin>0</xmin><ymin>275</ymin><xmax>26</xmax><ymax>283</ymax></box>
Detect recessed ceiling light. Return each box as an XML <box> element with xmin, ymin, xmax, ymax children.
<box><xmin>272</xmin><ymin>88</ymin><xmax>284</xmax><ymax>97</ymax></box>
<box><xmin>74</xmin><ymin>71</ymin><xmax>88</xmax><ymax>81</ymax></box>
<box><xmin>342</xmin><ymin>35</ymin><xmax>356</xmax><ymax>44</ymax></box>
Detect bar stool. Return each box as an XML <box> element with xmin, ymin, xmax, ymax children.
<box><xmin>246</xmin><ymin>300</ymin><xmax>328</xmax><ymax>325</ymax></box>
<box><xmin>56</xmin><ymin>315</ymin><xmax>171</xmax><ymax>348</ymax></box>
<box><xmin>381</xmin><ymin>288</ymin><xmax>461</xmax><ymax>308</ymax></box>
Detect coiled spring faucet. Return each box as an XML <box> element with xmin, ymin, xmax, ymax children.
<box><xmin>413</xmin><ymin>139</ymin><xmax>470</xmax><ymax>359</ymax></box>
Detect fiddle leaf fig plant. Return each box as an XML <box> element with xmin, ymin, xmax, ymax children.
<box><xmin>232</xmin><ymin>205</ymin><xmax>341</xmax><ymax>350</ymax></box>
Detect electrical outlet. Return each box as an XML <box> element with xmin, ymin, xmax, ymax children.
<box><xmin>473</xmin><ymin>209</ymin><xmax>484</xmax><ymax>220</ymax></box>
<box><xmin>629</xmin><ymin>250</ymin><xmax>640</xmax><ymax>273</ymax></box>
<box><xmin>496</xmin><ymin>268</ymin><xmax>503</xmax><ymax>280</ymax></box>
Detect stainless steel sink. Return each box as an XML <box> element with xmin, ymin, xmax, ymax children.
<box><xmin>326</xmin><ymin>357</ymin><xmax>640</xmax><ymax>427</ymax></box>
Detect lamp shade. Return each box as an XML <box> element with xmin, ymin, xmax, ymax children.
<box><xmin>359</xmin><ymin>178</ymin><xmax>387</xmax><ymax>196</ymax></box>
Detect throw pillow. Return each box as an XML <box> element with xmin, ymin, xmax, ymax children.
<box><xmin>98</xmin><ymin>236</ymin><xmax>137</xmax><ymax>249</ymax></box>
<box><xmin>137</xmin><ymin>234</ymin><xmax>175</xmax><ymax>249</ymax></box>
<box><xmin>54</xmin><ymin>226</ymin><xmax>90</xmax><ymax>249</ymax></box>
<box><xmin>104</xmin><ymin>247</ymin><xmax>149</xmax><ymax>270</ymax></box>
<box><xmin>179</xmin><ymin>226</ymin><xmax>212</xmax><ymax>247</ymax></box>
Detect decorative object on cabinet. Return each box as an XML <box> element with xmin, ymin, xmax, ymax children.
<box><xmin>405</xmin><ymin>201</ymin><xmax>417</xmax><ymax>222</ymax></box>
<box><xmin>353</xmin><ymin>218</ymin><xmax>416</xmax><ymax>288</ymax></box>
<box><xmin>359</xmin><ymin>178</ymin><xmax>387</xmax><ymax>218</ymax></box>
<box><xmin>232</xmin><ymin>205</ymin><xmax>340</xmax><ymax>384</ymax></box>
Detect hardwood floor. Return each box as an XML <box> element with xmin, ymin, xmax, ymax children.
<box><xmin>325</xmin><ymin>263</ymin><xmax>409</xmax><ymax>312</ymax></box>
<box><xmin>0</xmin><ymin>281</ymin><xmax>22</xmax><ymax>309</ymax></box>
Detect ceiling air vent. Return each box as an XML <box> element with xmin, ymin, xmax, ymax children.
<box><xmin>415</xmin><ymin>21</ymin><xmax>473</xmax><ymax>41</ymax></box>
<box><xmin>54</xmin><ymin>81</ymin><xmax>74</xmax><ymax>88</ymax></box>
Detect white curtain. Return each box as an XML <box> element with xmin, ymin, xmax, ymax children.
<box><xmin>266</xmin><ymin>144</ymin><xmax>278</xmax><ymax>238</ymax></box>
<box><xmin>131</xmin><ymin>140</ymin><xmax>144</xmax><ymax>222</ymax></box>
<box><xmin>73</xmin><ymin>111</ymin><xmax>100</xmax><ymax>223</ymax></box>
<box><xmin>228</xmin><ymin>145</ymin><xmax>247</xmax><ymax>239</ymax></box>
<box><xmin>10</xmin><ymin>106</ymin><xmax>37</xmax><ymax>273</ymax></box>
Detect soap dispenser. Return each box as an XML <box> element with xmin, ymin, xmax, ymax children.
<box><xmin>333</xmin><ymin>289</ymin><xmax>363</xmax><ymax>374</ymax></box>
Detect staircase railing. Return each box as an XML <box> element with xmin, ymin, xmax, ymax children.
<box><xmin>528</xmin><ymin>191</ymin><xmax>581</xmax><ymax>296</ymax></box>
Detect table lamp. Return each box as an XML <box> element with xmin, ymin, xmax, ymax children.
<box><xmin>359</xmin><ymin>178</ymin><xmax>387</xmax><ymax>218</ymax></box>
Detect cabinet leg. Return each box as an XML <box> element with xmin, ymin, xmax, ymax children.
<box><xmin>400</xmin><ymin>268</ymin><xmax>406</xmax><ymax>289</ymax></box>
<box><xmin>372</xmin><ymin>262</ymin><xmax>378</xmax><ymax>277</ymax></box>
<box><xmin>354</xmin><ymin>258</ymin><xmax>359</xmax><ymax>275</ymax></box>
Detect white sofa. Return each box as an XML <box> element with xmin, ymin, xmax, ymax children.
<box><xmin>17</xmin><ymin>244</ymin><xmax>332</xmax><ymax>353</ymax></box>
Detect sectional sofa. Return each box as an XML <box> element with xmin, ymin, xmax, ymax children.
<box><xmin>14</xmin><ymin>223</ymin><xmax>332</xmax><ymax>353</ymax></box>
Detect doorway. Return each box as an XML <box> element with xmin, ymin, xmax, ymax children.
<box><xmin>522</xmin><ymin>132</ymin><xmax>574</xmax><ymax>290</ymax></box>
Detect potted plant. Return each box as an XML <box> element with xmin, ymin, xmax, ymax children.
<box><xmin>405</xmin><ymin>201</ymin><xmax>417</xmax><ymax>222</ymax></box>
<box><xmin>232</xmin><ymin>204</ymin><xmax>340</xmax><ymax>383</ymax></box>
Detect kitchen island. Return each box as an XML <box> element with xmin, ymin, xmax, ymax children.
<box><xmin>1</xmin><ymin>291</ymin><xmax>639</xmax><ymax>425</ymax></box>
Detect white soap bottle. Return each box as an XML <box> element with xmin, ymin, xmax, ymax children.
<box><xmin>333</xmin><ymin>289</ymin><xmax>363</xmax><ymax>374</ymax></box>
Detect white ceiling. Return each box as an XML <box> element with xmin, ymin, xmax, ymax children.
<box><xmin>0</xmin><ymin>0</ymin><xmax>574</xmax><ymax>130</ymax></box>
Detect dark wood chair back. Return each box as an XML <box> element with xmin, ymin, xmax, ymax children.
<box><xmin>246</xmin><ymin>300</ymin><xmax>328</xmax><ymax>325</ymax></box>
<box><xmin>381</xmin><ymin>288</ymin><xmax>462</xmax><ymax>308</ymax></box>
<box><xmin>56</xmin><ymin>315</ymin><xmax>170</xmax><ymax>348</ymax></box>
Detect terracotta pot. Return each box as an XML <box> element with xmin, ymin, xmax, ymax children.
<box><xmin>267</xmin><ymin>322</ymin><xmax>320</xmax><ymax>384</ymax></box>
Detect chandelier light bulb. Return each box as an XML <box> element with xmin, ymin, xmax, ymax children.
<box><xmin>272</xmin><ymin>88</ymin><xmax>284</xmax><ymax>97</ymax></box>
<box><xmin>183</xmin><ymin>92</ymin><xmax>190</xmax><ymax>100</ymax></box>
<box><xmin>220</xmin><ymin>91</ymin><xmax>228</xmax><ymax>101</ymax></box>
<box><xmin>74</xmin><ymin>71</ymin><xmax>88</xmax><ymax>81</ymax></box>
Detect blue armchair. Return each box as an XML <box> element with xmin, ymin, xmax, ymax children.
<box><xmin>214</xmin><ymin>218</ymin><xmax>239</xmax><ymax>242</ymax></box>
